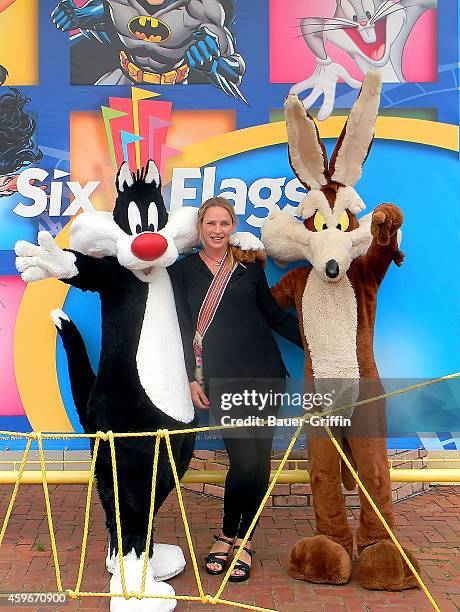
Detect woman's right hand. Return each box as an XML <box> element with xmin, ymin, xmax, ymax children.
<box><xmin>189</xmin><ymin>381</ymin><xmax>209</xmax><ymax>409</ymax></box>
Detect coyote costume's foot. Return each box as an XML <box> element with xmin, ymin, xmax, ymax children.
<box><xmin>289</xmin><ymin>535</ymin><xmax>352</xmax><ymax>585</ymax></box>
<box><xmin>357</xmin><ymin>540</ymin><xmax>420</xmax><ymax>591</ymax></box>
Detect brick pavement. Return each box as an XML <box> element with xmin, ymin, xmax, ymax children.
<box><xmin>0</xmin><ymin>484</ymin><xmax>459</xmax><ymax>611</ymax></box>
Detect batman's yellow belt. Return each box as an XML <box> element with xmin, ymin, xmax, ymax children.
<box><xmin>120</xmin><ymin>51</ymin><xmax>189</xmax><ymax>84</ymax></box>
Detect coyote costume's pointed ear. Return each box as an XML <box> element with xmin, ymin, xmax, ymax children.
<box><xmin>329</xmin><ymin>70</ymin><xmax>382</xmax><ymax>187</ymax></box>
<box><xmin>284</xmin><ymin>94</ymin><xmax>328</xmax><ymax>191</ymax></box>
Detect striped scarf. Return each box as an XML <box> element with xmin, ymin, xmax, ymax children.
<box><xmin>193</xmin><ymin>251</ymin><xmax>237</xmax><ymax>385</ymax></box>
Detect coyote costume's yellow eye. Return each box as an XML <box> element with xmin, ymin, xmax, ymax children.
<box><xmin>313</xmin><ymin>210</ymin><xmax>327</xmax><ymax>231</ymax></box>
<box><xmin>336</xmin><ymin>211</ymin><xmax>350</xmax><ymax>231</ymax></box>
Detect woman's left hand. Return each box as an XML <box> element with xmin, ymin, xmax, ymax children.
<box><xmin>190</xmin><ymin>381</ymin><xmax>209</xmax><ymax>409</ymax></box>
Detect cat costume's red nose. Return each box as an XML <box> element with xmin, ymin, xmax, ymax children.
<box><xmin>359</xmin><ymin>19</ymin><xmax>367</xmax><ymax>27</ymax></box>
<box><xmin>131</xmin><ymin>232</ymin><xmax>168</xmax><ymax>261</ymax></box>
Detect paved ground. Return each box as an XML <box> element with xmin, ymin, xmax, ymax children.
<box><xmin>0</xmin><ymin>484</ymin><xmax>459</xmax><ymax>611</ymax></box>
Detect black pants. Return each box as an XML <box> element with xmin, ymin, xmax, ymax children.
<box><xmin>221</xmin><ymin>426</ymin><xmax>275</xmax><ymax>540</ymax></box>
<box><xmin>208</xmin><ymin>378</ymin><xmax>285</xmax><ymax>541</ymax></box>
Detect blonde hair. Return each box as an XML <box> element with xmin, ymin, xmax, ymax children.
<box><xmin>198</xmin><ymin>197</ymin><xmax>236</xmax><ymax>267</ymax></box>
<box><xmin>197</xmin><ymin>197</ymin><xmax>266</xmax><ymax>268</ymax></box>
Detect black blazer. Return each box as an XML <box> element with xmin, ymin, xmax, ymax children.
<box><xmin>169</xmin><ymin>253</ymin><xmax>303</xmax><ymax>387</ymax></box>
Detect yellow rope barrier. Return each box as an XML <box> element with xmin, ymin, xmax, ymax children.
<box><xmin>140</xmin><ymin>434</ymin><xmax>161</xmax><ymax>597</ymax></box>
<box><xmin>2</xmin><ymin>372</ymin><xmax>458</xmax><ymax>609</ymax></box>
<box><xmin>65</xmin><ymin>591</ymin><xmax>204</xmax><ymax>601</ymax></box>
<box><xmin>36</xmin><ymin>432</ymin><xmax>62</xmax><ymax>592</ymax></box>
<box><xmin>0</xmin><ymin>437</ymin><xmax>33</xmax><ymax>548</ymax></box>
<box><xmin>73</xmin><ymin>435</ymin><xmax>100</xmax><ymax>594</ymax></box>
<box><xmin>107</xmin><ymin>430</ymin><xmax>129</xmax><ymax>599</ymax></box>
<box><xmin>163</xmin><ymin>430</ymin><xmax>207</xmax><ymax>602</ymax></box>
<box><xmin>0</xmin><ymin>370</ymin><xmax>458</xmax><ymax>442</ymax></box>
<box><xmin>64</xmin><ymin>591</ymin><xmax>276</xmax><ymax>610</ymax></box>
<box><xmin>214</xmin><ymin>421</ymin><xmax>304</xmax><ymax>602</ymax></box>
<box><xmin>214</xmin><ymin>598</ymin><xmax>276</xmax><ymax>611</ymax></box>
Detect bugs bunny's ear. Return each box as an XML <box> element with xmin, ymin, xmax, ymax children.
<box><xmin>116</xmin><ymin>162</ymin><xmax>134</xmax><ymax>193</ymax></box>
<box><xmin>329</xmin><ymin>70</ymin><xmax>382</xmax><ymax>187</ymax></box>
<box><xmin>284</xmin><ymin>94</ymin><xmax>328</xmax><ymax>191</ymax></box>
<box><xmin>144</xmin><ymin>159</ymin><xmax>161</xmax><ymax>187</ymax></box>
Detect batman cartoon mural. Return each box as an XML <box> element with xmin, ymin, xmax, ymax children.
<box><xmin>128</xmin><ymin>14</ymin><xmax>172</xmax><ymax>42</ymax></box>
<box><xmin>51</xmin><ymin>0</ymin><xmax>247</xmax><ymax>103</ymax></box>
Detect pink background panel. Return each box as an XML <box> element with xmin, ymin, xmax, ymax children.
<box><xmin>0</xmin><ymin>277</ymin><xmax>26</xmax><ymax>416</ymax></box>
<box><xmin>269</xmin><ymin>0</ymin><xmax>437</xmax><ymax>84</ymax></box>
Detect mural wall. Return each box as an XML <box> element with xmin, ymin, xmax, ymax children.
<box><xmin>0</xmin><ymin>0</ymin><xmax>458</xmax><ymax>450</ymax></box>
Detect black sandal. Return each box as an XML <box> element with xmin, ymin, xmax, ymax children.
<box><xmin>204</xmin><ymin>534</ymin><xmax>234</xmax><ymax>575</ymax></box>
<box><xmin>229</xmin><ymin>544</ymin><xmax>254</xmax><ymax>582</ymax></box>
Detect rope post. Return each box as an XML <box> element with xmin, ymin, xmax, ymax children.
<box><xmin>163</xmin><ymin>429</ymin><xmax>206</xmax><ymax>601</ymax></box>
<box><xmin>140</xmin><ymin>434</ymin><xmax>161</xmax><ymax>597</ymax></box>
<box><xmin>0</xmin><ymin>435</ymin><xmax>33</xmax><ymax>549</ymax></box>
<box><xmin>36</xmin><ymin>431</ymin><xmax>62</xmax><ymax>592</ymax></box>
<box><xmin>74</xmin><ymin>435</ymin><xmax>101</xmax><ymax>595</ymax></box>
<box><xmin>107</xmin><ymin>430</ymin><xmax>129</xmax><ymax>599</ymax></box>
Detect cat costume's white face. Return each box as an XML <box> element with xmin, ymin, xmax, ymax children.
<box><xmin>69</xmin><ymin>161</ymin><xmax>199</xmax><ymax>283</ymax></box>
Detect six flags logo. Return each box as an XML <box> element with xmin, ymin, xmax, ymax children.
<box><xmin>14</xmin><ymin>165</ymin><xmax>306</xmax><ymax>227</ymax></box>
<box><xmin>13</xmin><ymin>168</ymin><xmax>100</xmax><ymax>218</ymax></box>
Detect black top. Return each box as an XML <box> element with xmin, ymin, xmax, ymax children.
<box><xmin>169</xmin><ymin>253</ymin><xmax>303</xmax><ymax>386</ymax></box>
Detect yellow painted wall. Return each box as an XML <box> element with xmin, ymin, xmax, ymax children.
<box><xmin>0</xmin><ymin>0</ymin><xmax>38</xmax><ymax>85</ymax></box>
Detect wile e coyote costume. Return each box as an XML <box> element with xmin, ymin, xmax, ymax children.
<box><xmin>262</xmin><ymin>71</ymin><xmax>420</xmax><ymax>590</ymax></box>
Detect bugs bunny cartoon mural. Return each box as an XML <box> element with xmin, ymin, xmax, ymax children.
<box><xmin>262</xmin><ymin>71</ymin><xmax>421</xmax><ymax>590</ymax></box>
<box><xmin>292</xmin><ymin>0</ymin><xmax>437</xmax><ymax>120</ymax></box>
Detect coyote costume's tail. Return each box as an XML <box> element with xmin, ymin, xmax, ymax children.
<box><xmin>50</xmin><ymin>309</ymin><xmax>95</xmax><ymax>431</ymax></box>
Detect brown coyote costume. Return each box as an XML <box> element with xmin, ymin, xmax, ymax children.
<box><xmin>262</xmin><ymin>71</ymin><xmax>420</xmax><ymax>590</ymax></box>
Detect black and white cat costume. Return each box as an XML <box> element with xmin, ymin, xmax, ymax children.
<box><xmin>15</xmin><ymin>160</ymin><xmax>262</xmax><ymax>612</ymax></box>
<box><xmin>16</xmin><ymin>161</ymin><xmax>196</xmax><ymax>611</ymax></box>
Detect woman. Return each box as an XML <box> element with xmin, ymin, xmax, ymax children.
<box><xmin>170</xmin><ymin>197</ymin><xmax>303</xmax><ymax>581</ymax></box>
